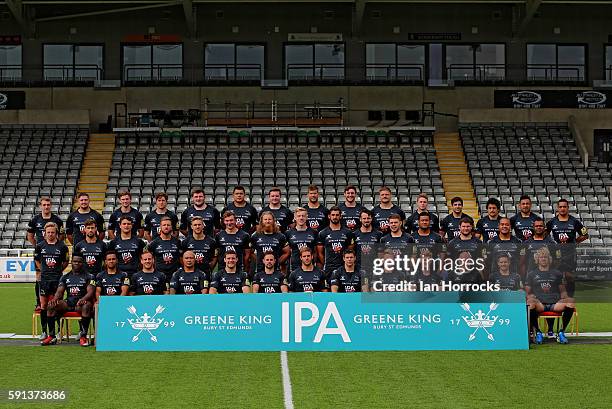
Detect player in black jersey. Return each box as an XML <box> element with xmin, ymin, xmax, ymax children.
<box><xmin>372</xmin><ymin>186</ymin><xmax>405</xmax><ymax>234</ymax></box>
<box><xmin>305</xmin><ymin>185</ymin><xmax>329</xmax><ymax>232</ymax></box>
<box><xmin>380</xmin><ymin>213</ymin><xmax>415</xmax><ymax>257</ymax></box>
<box><xmin>169</xmin><ymin>251</ymin><xmax>209</xmax><ymax>294</ymax></box>
<box><xmin>285</xmin><ymin>207</ymin><xmax>319</xmax><ymax>272</ymax></box>
<box><xmin>475</xmin><ymin>198</ymin><xmax>502</xmax><ymax>243</ymax></box>
<box><xmin>354</xmin><ymin>208</ymin><xmax>382</xmax><ymax>271</ymax></box>
<box><xmin>447</xmin><ymin>218</ymin><xmax>485</xmax><ymax>281</ymax></box>
<box><xmin>486</xmin><ymin>217</ymin><xmax>523</xmax><ymax>278</ymax></box>
<box><xmin>28</xmin><ymin>196</ymin><xmax>65</xmax><ymax>308</ymax></box>
<box><xmin>260</xmin><ymin>187</ymin><xmax>293</xmax><ymax>232</ymax></box>
<box><xmin>338</xmin><ymin>185</ymin><xmax>365</xmax><ymax>231</ymax></box>
<box><xmin>183</xmin><ymin>216</ymin><xmax>218</xmax><ymax>274</ymax></box>
<box><xmin>96</xmin><ymin>251</ymin><xmax>129</xmax><ymax>299</ymax></box>
<box><xmin>526</xmin><ymin>247</ymin><xmax>575</xmax><ymax>344</ymax></box>
<box><xmin>439</xmin><ymin>196</ymin><xmax>473</xmax><ymax>241</ymax></box>
<box><xmin>180</xmin><ymin>188</ymin><xmax>220</xmax><ymax>237</ymax></box>
<box><xmin>410</xmin><ymin>249</ymin><xmax>442</xmax><ymax>289</ymax></box>
<box><xmin>251</xmin><ymin>211</ymin><xmax>290</xmax><ymax>274</ymax></box>
<box><xmin>46</xmin><ymin>256</ymin><xmax>95</xmax><ymax>346</ymax></box>
<box><xmin>363</xmin><ymin>249</ymin><xmax>409</xmax><ymax>292</ymax></box>
<box><xmin>221</xmin><ymin>186</ymin><xmax>258</xmax><ymax>233</ymax></box>
<box><xmin>66</xmin><ymin>192</ymin><xmax>104</xmax><ymax>247</ymax></box>
<box><xmin>144</xmin><ymin>192</ymin><xmax>179</xmax><ymax>241</ymax></box>
<box><xmin>330</xmin><ymin>249</ymin><xmax>363</xmax><ymax>292</ymax></box>
<box><xmin>108</xmin><ymin>216</ymin><xmax>146</xmax><ymax>278</ymax></box>
<box><xmin>130</xmin><ymin>251</ymin><xmax>169</xmax><ymax>295</ymax></box>
<box><xmin>488</xmin><ymin>254</ymin><xmax>522</xmax><ymax>291</ymax></box>
<box><xmin>149</xmin><ymin>216</ymin><xmax>183</xmax><ymax>282</ymax></box>
<box><xmin>520</xmin><ymin>218</ymin><xmax>559</xmax><ymax>277</ymax></box>
<box><xmin>34</xmin><ymin>222</ymin><xmax>69</xmax><ymax>342</ymax></box>
<box><xmin>317</xmin><ymin>206</ymin><xmax>355</xmax><ymax>279</ymax></box>
<box><xmin>510</xmin><ymin>195</ymin><xmax>541</xmax><ymax>241</ymax></box>
<box><xmin>215</xmin><ymin>211</ymin><xmax>250</xmax><ymax>272</ymax></box>
<box><xmin>288</xmin><ymin>247</ymin><xmax>327</xmax><ymax>292</ymax></box>
<box><xmin>252</xmin><ymin>251</ymin><xmax>289</xmax><ymax>293</ymax></box>
<box><xmin>412</xmin><ymin>212</ymin><xmax>445</xmax><ymax>258</ymax></box>
<box><xmin>546</xmin><ymin>198</ymin><xmax>588</xmax><ymax>297</ymax></box>
<box><xmin>406</xmin><ymin>193</ymin><xmax>440</xmax><ymax>234</ymax></box>
<box><xmin>209</xmin><ymin>251</ymin><xmax>251</xmax><ymax>294</ymax></box>
<box><xmin>74</xmin><ymin>218</ymin><xmax>108</xmax><ymax>276</ymax></box>
<box><xmin>107</xmin><ymin>190</ymin><xmax>144</xmax><ymax>240</ymax></box>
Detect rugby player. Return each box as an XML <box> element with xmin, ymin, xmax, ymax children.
<box><xmin>107</xmin><ymin>190</ymin><xmax>144</xmax><ymax>240</ymax></box>
<box><xmin>260</xmin><ymin>187</ymin><xmax>293</xmax><ymax>232</ymax></box>
<box><xmin>354</xmin><ymin>208</ymin><xmax>382</xmax><ymax>270</ymax></box>
<box><xmin>412</xmin><ymin>212</ymin><xmax>445</xmax><ymax>258</ymax></box>
<box><xmin>180</xmin><ymin>188</ymin><xmax>220</xmax><ymax>237</ymax></box>
<box><xmin>148</xmin><ymin>216</ymin><xmax>183</xmax><ymax>282</ymax></box>
<box><xmin>380</xmin><ymin>213</ymin><xmax>415</xmax><ymax>256</ymax></box>
<box><xmin>209</xmin><ymin>251</ymin><xmax>251</xmax><ymax>294</ymax></box>
<box><xmin>447</xmin><ymin>218</ymin><xmax>485</xmax><ymax>280</ymax></box>
<box><xmin>338</xmin><ymin>185</ymin><xmax>365</xmax><ymax>231</ymax></box>
<box><xmin>252</xmin><ymin>251</ymin><xmax>289</xmax><ymax>293</ymax></box>
<box><xmin>304</xmin><ymin>184</ymin><xmax>329</xmax><ymax>232</ymax></box>
<box><xmin>475</xmin><ymin>198</ymin><xmax>502</xmax><ymax>243</ymax></box>
<box><xmin>372</xmin><ymin>186</ymin><xmax>405</xmax><ymax>234</ymax></box>
<box><xmin>95</xmin><ymin>251</ymin><xmax>129</xmax><ymax>299</ymax></box>
<box><xmin>330</xmin><ymin>249</ymin><xmax>363</xmax><ymax>293</ymax></box>
<box><xmin>169</xmin><ymin>251</ymin><xmax>209</xmax><ymax>294</ymax></box>
<box><xmin>129</xmin><ymin>251</ymin><xmax>169</xmax><ymax>295</ymax></box>
<box><xmin>66</xmin><ymin>192</ymin><xmax>104</xmax><ymax>246</ymax></box>
<box><xmin>74</xmin><ymin>218</ymin><xmax>108</xmax><ymax>276</ymax></box>
<box><xmin>221</xmin><ymin>186</ymin><xmax>258</xmax><ymax>232</ymax></box>
<box><xmin>488</xmin><ymin>253</ymin><xmax>522</xmax><ymax>291</ymax></box>
<box><xmin>487</xmin><ymin>217</ymin><xmax>522</xmax><ymax>277</ymax></box>
<box><xmin>521</xmin><ymin>217</ymin><xmax>558</xmax><ymax>277</ymax></box>
<box><xmin>362</xmin><ymin>249</ymin><xmax>409</xmax><ymax>292</ymax></box>
<box><xmin>316</xmin><ymin>206</ymin><xmax>355</xmax><ymax>279</ymax></box>
<box><xmin>107</xmin><ymin>216</ymin><xmax>146</xmax><ymax>278</ymax></box>
<box><xmin>405</xmin><ymin>193</ymin><xmax>440</xmax><ymax>234</ymax></box>
<box><xmin>510</xmin><ymin>195</ymin><xmax>541</xmax><ymax>241</ymax></box>
<box><xmin>182</xmin><ymin>216</ymin><xmax>218</xmax><ymax>275</ymax></box>
<box><xmin>46</xmin><ymin>255</ymin><xmax>95</xmax><ymax>347</ymax></box>
<box><xmin>251</xmin><ymin>211</ymin><xmax>290</xmax><ymax>275</ymax></box>
<box><xmin>285</xmin><ymin>207</ymin><xmax>318</xmax><ymax>272</ymax></box>
<box><xmin>288</xmin><ymin>247</ymin><xmax>327</xmax><ymax>292</ymax></box>
<box><xmin>526</xmin><ymin>247</ymin><xmax>575</xmax><ymax>344</ymax></box>
<box><xmin>34</xmin><ymin>222</ymin><xmax>69</xmax><ymax>342</ymax></box>
<box><xmin>215</xmin><ymin>211</ymin><xmax>250</xmax><ymax>273</ymax></box>
<box><xmin>144</xmin><ymin>192</ymin><xmax>179</xmax><ymax>241</ymax></box>
<box><xmin>439</xmin><ymin>196</ymin><xmax>473</xmax><ymax>241</ymax></box>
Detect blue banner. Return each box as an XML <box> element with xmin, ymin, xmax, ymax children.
<box><xmin>96</xmin><ymin>292</ymin><xmax>529</xmax><ymax>351</ymax></box>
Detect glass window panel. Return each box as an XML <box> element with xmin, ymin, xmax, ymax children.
<box><xmin>446</xmin><ymin>45</ymin><xmax>473</xmax><ymax>80</ymax></box>
<box><xmin>44</xmin><ymin>45</ymin><xmax>73</xmax><ymax>80</ymax></box>
<box><xmin>205</xmin><ymin>44</ymin><xmax>235</xmax><ymax>80</ymax></box>
<box><xmin>285</xmin><ymin>45</ymin><xmax>313</xmax><ymax>79</ymax></box>
<box><xmin>366</xmin><ymin>44</ymin><xmax>396</xmax><ymax>79</ymax></box>
<box><xmin>527</xmin><ymin>44</ymin><xmax>555</xmax><ymax>80</ymax></box>
<box><xmin>314</xmin><ymin>44</ymin><xmax>344</xmax><ymax>79</ymax></box>
<box><xmin>237</xmin><ymin>45</ymin><xmax>264</xmax><ymax>80</ymax></box>
<box><xmin>0</xmin><ymin>45</ymin><xmax>22</xmax><ymax>79</ymax></box>
<box><xmin>74</xmin><ymin>45</ymin><xmax>103</xmax><ymax>80</ymax></box>
<box><xmin>429</xmin><ymin>43</ymin><xmax>443</xmax><ymax>81</ymax></box>
<box><xmin>558</xmin><ymin>45</ymin><xmax>585</xmax><ymax>80</ymax></box>
<box><xmin>123</xmin><ymin>45</ymin><xmax>151</xmax><ymax>80</ymax></box>
<box><xmin>153</xmin><ymin>44</ymin><xmax>182</xmax><ymax>79</ymax></box>
<box><xmin>475</xmin><ymin>44</ymin><xmax>505</xmax><ymax>80</ymax></box>
<box><xmin>397</xmin><ymin>44</ymin><xmax>425</xmax><ymax>80</ymax></box>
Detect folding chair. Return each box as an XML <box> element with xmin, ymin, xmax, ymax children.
<box><xmin>58</xmin><ymin>312</ymin><xmax>95</xmax><ymax>344</ymax></box>
<box><xmin>538</xmin><ymin>308</ymin><xmax>579</xmax><ymax>336</ymax></box>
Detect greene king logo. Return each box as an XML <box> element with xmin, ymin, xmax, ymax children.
<box><xmin>460</xmin><ymin>302</ymin><xmax>500</xmax><ymax>341</ymax></box>
<box><xmin>127</xmin><ymin>305</ymin><xmax>166</xmax><ymax>343</ymax></box>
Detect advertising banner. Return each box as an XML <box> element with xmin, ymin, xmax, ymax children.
<box><xmin>0</xmin><ymin>257</ymin><xmax>36</xmax><ymax>282</ymax></box>
<box><xmin>494</xmin><ymin>90</ymin><xmax>611</xmax><ymax>109</ymax></box>
<box><xmin>0</xmin><ymin>91</ymin><xmax>26</xmax><ymax>110</ymax></box>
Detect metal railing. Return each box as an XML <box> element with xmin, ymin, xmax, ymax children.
<box><xmin>124</xmin><ymin>63</ymin><xmax>184</xmax><ymax>81</ymax></box>
<box><xmin>365</xmin><ymin>64</ymin><xmax>425</xmax><ymax>81</ymax></box>
<box><xmin>204</xmin><ymin>64</ymin><xmax>262</xmax><ymax>81</ymax></box>
<box><xmin>446</xmin><ymin>63</ymin><xmax>506</xmax><ymax>81</ymax></box>
<box><xmin>43</xmin><ymin>64</ymin><xmax>103</xmax><ymax>81</ymax></box>
<box><xmin>286</xmin><ymin>63</ymin><xmax>345</xmax><ymax>80</ymax></box>
<box><xmin>526</xmin><ymin>63</ymin><xmax>584</xmax><ymax>82</ymax></box>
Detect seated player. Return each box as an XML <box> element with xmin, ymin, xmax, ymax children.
<box><xmin>46</xmin><ymin>256</ymin><xmax>96</xmax><ymax>347</ymax></box>
<box><xmin>330</xmin><ymin>249</ymin><xmax>363</xmax><ymax>293</ymax></box>
<box><xmin>411</xmin><ymin>249</ymin><xmax>442</xmax><ymax>289</ymax></box>
<box><xmin>288</xmin><ymin>247</ymin><xmax>327</xmax><ymax>292</ymax></box>
<box><xmin>96</xmin><ymin>250</ymin><xmax>130</xmax><ymax>300</ymax></box>
<box><xmin>362</xmin><ymin>249</ymin><xmax>409</xmax><ymax>292</ymax></box>
<box><xmin>169</xmin><ymin>251</ymin><xmax>209</xmax><ymax>295</ymax></box>
<box><xmin>252</xmin><ymin>251</ymin><xmax>288</xmax><ymax>293</ymax></box>
<box><xmin>446</xmin><ymin>251</ymin><xmax>484</xmax><ymax>284</ymax></box>
<box><xmin>526</xmin><ymin>247</ymin><xmax>575</xmax><ymax>345</ymax></box>
<box><xmin>209</xmin><ymin>251</ymin><xmax>251</xmax><ymax>294</ymax></box>
<box><xmin>488</xmin><ymin>253</ymin><xmax>522</xmax><ymax>291</ymax></box>
<box><xmin>129</xmin><ymin>251</ymin><xmax>169</xmax><ymax>295</ymax></box>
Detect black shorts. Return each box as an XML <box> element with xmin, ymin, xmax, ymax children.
<box><xmin>39</xmin><ymin>280</ymin><xmax>59</xmax><ymax>297</ymax></box>
<box><xmin>65</xmin><ymin>298</ymin><xmax>79</xmax><ymax>311</ymax></box>
<box><xmin>543</xmin><ymin>303</ymin><xmax>557</xmax><ymax>312</ymax></box>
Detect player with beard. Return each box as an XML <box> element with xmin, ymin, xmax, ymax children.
<box><xmin>149</xmin><ymin>216</ymin><xmax>183</xmax><ymax>282</ymax></box>
<box><xmin>521</xmin><ymin>217</ymin><xmax>559</xmax><ymax>277</ymax></box>
<box><xmin>475</xmin><ymin>198</ymin><xmax>502</xmax><ymax>243</ymax></box>
<box><xmin>130</xmin><ymin>251</ymin><xmax>169</xmax><ymax>295</ymax></box>
<box><xmin>354</xmin><ymin>208</ymin><xmax>382</xmax><ymax>271</ymax></box>
<box><xmin>439</xmin><ymin>196</ymin><xmax>473</xmax><ymax>241</ymax></box>
<box><xmin>489</xmin><ymin>254</ymin><xmax>522</xmax><ymax>291</ymax></box>
<box><xmin>144</xmin><ymin>192</ymin><xmax>179</xmax><ymax>241</ymax></box>
<box><xmin>74</xmin><ymin>218</ymin><xmax>107</xmax><ymax>276</ymax></box>
<box><xmin>288</xmin><ymin>247</ymin><xmax>327</xmax><ymax>292</ymax></box>
<box><xmin>412</xmin><ymin>212</ymin><xmax>445</xmax><ymax>259</ymax></box>
<box><xmin>304</xmin><ymin>184</ymin><xmax>329</xmax><ymax>232</ymax></box>
<box><xmin>338</xmin><ymin>185</ymin><xmax>365</xmax><ymax>231</ymax></box>
<box><xmin>251</xmin><ymin>211</ymin><xmax>290</xmax><ymax>275</ymax></box>
<box><xmin>252</xmin><ymin>252</ymin><xmax>289</xmax><ymax>293</ymax></box>
<box><xmin>209</xmin><ymin>251</ymin><xmax>251</xmax><ymax>294</ymax></box>
<box><xmin>487</xmin><ymin>217</ymin><xmax>523</xmax><ymax>278</ymax></box>
<box><xmin>180</xmin><ymin>188</ymin><xmax>220</xmax><ymax>237</ymax></box>
<box><xmin>372</xmin><ymin>186</ymin><xmax>405</xmax><ymax>234</ymax></box>
<box><xmin>66</xmin><ymin>192</ymin><xmax>104</xmax><ymax>248</ymax></box>
<box><xmin>107</xmin><ymin>216</ymin><xmax>146</xmax><ymax>278</ymax></box>
<box><xmin>169</xmin><ymin>251</ymin><xmax>209</xmax><ymax>294</ymax></box>
<box><xmin>330</xmin><ymin>249</ymin><xmax>363</xmax><ymax>293</ymax></box>
<box><xmin>380</xmin><ymin>214</ymin><xmax>415</xmax><ymax>257</ymax></box>
<box><xmin>107</xmin><ymin>190</ymin><xmax>144</xmax><ymax>240</ymax></box>
<box><xmin>182</xmin><ymin>216</ymin><xmax>218</xmax><ymax>275</ymax></box>
<box><xmin>260</xmin><ymin>187</ymin><xmax>293</xmax><ymax>232</ymax></box>
<box><xmin>285</xmin><ymin>207</ymin><xmax>318</xmax><ymax>272</ymax></box>
<box><xmin>447</xmin><ymin>218</ymin><xmax>485</xmax><ymax>280</ymax></box>
<box><xmin>405</xmin><ymin>193</ymin><xmax>440</xmax><ymax>234</ymax></box>
<box><xmin>317</xmin><ymin>206</ymin><xmax>355</xmax><ymax>280</ymax></box>
<box><xmin>510</xmin><ymin>195</ymin><xmax>541</xmax><ymax>241</ymax></box>
<box><xmin>221</xmin><ymin>186</ymin><xmax>258</xmax><ymax>233</ymax></box>
<box><xmin>95</xmin><ymin>251</ymin><xmax>129</xmax><ymax>298</ymax></box>
<box><xmin>215</xmin><ymin>211</ymin><xmax>250</xmax><ymax>273</ymax></box>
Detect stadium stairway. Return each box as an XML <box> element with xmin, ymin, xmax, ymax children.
<box><xmin>74</xmin><ymin>134</ymin><xmax>115</xmax><ymax>212</ymax></box>
<box><xmin>434</xmin><ymin>132</ymin><xmax>479</xmax><ymax>220</ymax></box>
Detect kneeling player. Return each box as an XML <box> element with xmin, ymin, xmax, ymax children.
<box><xmin>129</xmin><ymin>251</ymin><xmax>169</xmax><ymax>295</ymax></box>
<box><xmin>96</xmin><ymin>251</ymin><xmax>130</xmax><ymax>300</ymax></box>
<box><xmin>526</xmin><ymin>247</ymin><xmax>575</xmax><ymax>344</ymax></box>
<box><xmin>169</xmin><ymin>251</ymin><xmax>209</xmax><ymax>294</ymax></box>
<box><xmin>252</xmin><ymin>251</ymin><xmax>288</xmax><ymax>293</ymax></box>
<box><xmin>46</xmin><ymin>256</ymin><xmax>96</xmax><ymax>346</ymax></box>
<box><xmin>288</xmin><ymin>247</ymin><xmax>327</xmax><ymax>292</ymax></box>
<box><xmin>209</xmin><ymin>251</ymin><xmax>251</xmax><ymax>294</ymax></box>
<box><xmin>330</xmin><ymin>249</ymin><xmax>363</xmax><ymax>292</ymax></box>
